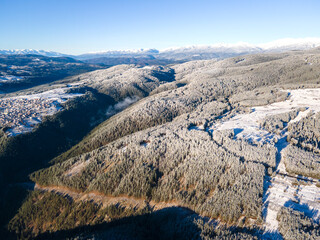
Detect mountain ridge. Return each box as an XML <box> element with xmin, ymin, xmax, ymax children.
<box><xmin>3</xmin><ymin>48</ymin><xmax>320</xmax><ymax>239</ymax></box>
<box><xmin>2</xmin><ymin>38</ymin><xmax>320</xmax><ymax>61</ymax></box>
<box><xmin>0</xmin><ymin>49</ymin><xmax>67</xmax><ymax>57</ymax></box>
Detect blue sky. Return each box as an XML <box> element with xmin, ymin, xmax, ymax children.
<box><xmin>1</xmin><ymin>0</ymin><xmax>320</xmax><ymax>54</ymax></box>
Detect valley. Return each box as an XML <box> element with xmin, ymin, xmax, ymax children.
<box><xmin>0</xmin><ymin>54</ymin><xmax>101</xmax><ymax>93</ymax></box>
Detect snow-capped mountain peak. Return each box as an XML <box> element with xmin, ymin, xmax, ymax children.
<box><xmin>258</xmin><ymin>38</ymin><xmax>320</xmax><ymax>51</ymax></box>
<box><xmin>0</xmin><ymin>49</ymin><xmax>66</xmax><ymax>57</ymax></box>
<box><xmin>2</xmin><ymin>38</ymin><xmax>320</xmax><ymax>61</ymax></box>
<box><xmin>160</xmin><ymin>38</ymin><xmax>320</xmax><ymax>54</ymax></box>
<box><xmin>85</xmin><ymin>48</ymin><xmax>159</xmax><ymax>55</ymax></box>
<box><xmin>160</xmin><ymin>42</ymin><xmax>260</xmax><ymax>53</ymax></box>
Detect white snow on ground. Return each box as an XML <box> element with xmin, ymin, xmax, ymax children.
<box><xmin>211</xmin><ymin>88</ymin><xmax>320</xmax><ymax>143</ymax></box>
<box><xmin>0</xmin><ymin>88</ymin><xmax>83</xmax><ymax>136</ymax></box>
<box><xmin>9</xmin><ymin>87</ymin><xmax>83</xmax><ymax>101</ymax></box>
<box><xmin>208</xmin><ymin>88</ymin><xmax>320</xmax><ymax>236</ymax></box>
<box><xmin>0</xmin><ymin>75</ymin><xmax>24</xmax><ymax>83</ymax></box>
<box><xmin>263</xmin><ymin>172</ymin><xmax>320</xmax><ymax>233</ymax></box>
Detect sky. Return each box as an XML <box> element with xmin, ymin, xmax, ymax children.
<box><xmin>1</xmin><ymin>0</ymin><xmax>320</xmax><ymax>55</ymax></box>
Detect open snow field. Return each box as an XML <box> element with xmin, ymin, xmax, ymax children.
<box><xmin>212</xmin><ymin>88</ymin><xmax>320</xmax><ymax>143</ymax></box>
<box><xmin>0</xmin><ymin>87</ymin><xmax>83</xmax><ymax>136</ymax></box>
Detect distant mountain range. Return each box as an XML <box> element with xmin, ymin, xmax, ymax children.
<box><xmin>2</xmin><ymin>38</ymin><xmax>320</xmax><ymax>63</ymax></box>
<box><xmin>0</xmin><ymin>54</ymin><xmax>101</xmax><ymax>93</ymax></box>
<box><xmin>0</xmin><ymin>49</ymin><xmax>67</xmax><ymax>57</ymax></box>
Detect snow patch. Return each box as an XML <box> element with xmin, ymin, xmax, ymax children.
<box><xmin>0</xmin><ymin>75</ymin><xmax>24</xmax><ymax>83</ymax></box>
<box><xmin>211</xmin><ymin>88</ymin><xmax>320</xmax><ymax>144</ymax></box>
<box><xmin>0</xmin><ymin>87</ymin><xmax>83</xmax><ymax>136</ymax></box>
<box><xmin>263</xmin><ymin>174</ymin><xmax>320</xmax><ymax>232</ymax></box>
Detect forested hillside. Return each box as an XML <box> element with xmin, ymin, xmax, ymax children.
<box><xmin>2</xmin><ymin>48</ymin><xmax>320</xmax><ymax>239</ymax></box>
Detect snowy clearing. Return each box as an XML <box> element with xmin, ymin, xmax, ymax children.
<box><xmin>211</xmin><ymin>88</ymin><xmax>320</xmax><ymax>143</ymax></box>
<box><xmin>208</xmin><ymin>88</ymin><xmax>320</xmax><ymax>236</ymax></box>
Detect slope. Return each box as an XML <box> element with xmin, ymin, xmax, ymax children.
<box><xmin>9</xmin><ymin>48</ymin><xmax>320</xmax><ymax>239</ymax></box>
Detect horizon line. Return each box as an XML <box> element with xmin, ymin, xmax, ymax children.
<box><xmin>1</xmin><ymin>37</ymin><xmax>320</xmax><ymax>56</ymax></box>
